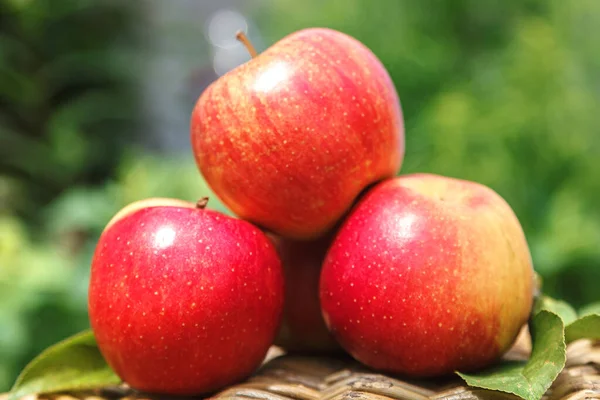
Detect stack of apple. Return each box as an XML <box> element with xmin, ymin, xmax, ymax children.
<box><xmin>88</xmin><ymin>28</ymin><xmax>535</xmax><ymax>396</ymax></box>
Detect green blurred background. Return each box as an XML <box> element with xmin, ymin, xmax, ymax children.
<box><xmin>1</xmin><ymin>0</ymin><xmax>599</xmax><ymax>391</ymax></box>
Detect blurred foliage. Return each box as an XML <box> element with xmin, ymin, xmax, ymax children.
<box><xmin>0</xmin><ymin>0</ymin><xmax>139</xmax><ymax>390</ymax></box>
<box><xmin>1</xmin><ymin>0</ymin><xmax>599</xmax><ymax>393</ymax></box>
<box><xmin>0</xmin><ymin>0</ymin><xmax>138</xmax><ymax>224</ymax></box>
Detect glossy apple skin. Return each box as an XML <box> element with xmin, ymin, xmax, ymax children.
<box><xmin>320</xmin><ymin>174</ymin><xmax>534</xmax><ymax>377</ymax></box>
<box><xmin>191</xmin><ymin>28</ymin><xmax>404</xmax><ymax>239</ymax></box>
<box><xmin>88</xmin><ymin>201</ymin><xmax>284</xmax><ymax>395</ymax></box>
<box><xmin>271</xmin><ymin>234</ymin><xmax>341</xmax><ymax>354</ymax></box>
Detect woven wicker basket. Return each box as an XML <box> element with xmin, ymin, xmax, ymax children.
<box><xmin>213</xmin><ymin>337</ymin><xmax>600</xmax><ymax>400</ymax></box>
<box><xmin>4</xmin><ymin>335</ymin><xmax>599</xmax><ymax>400</ymax></box>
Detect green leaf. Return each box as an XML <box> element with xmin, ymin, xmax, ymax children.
<box><xmin>9</xmin><ymin>330</ymin><xmax>120</xmax><ymax>400</ymax></box>
<box><xmin>458</xmin><ymin>310</ymin><xmax>566</xmax><ymax>400</ymax></box>
<box><xmin>565</xmin><ymin>314</ymin><xmax>600</xmax><ymax>343</ymax></box>
<box><xmin>532</xmin><ymin>295</ymin><xmax>577</xmax><ymax>325</ymax></box>
<box><xmin>578</xmin><ymin>302</ymin><xmax>600</xmax><ymax>317</ymax></box>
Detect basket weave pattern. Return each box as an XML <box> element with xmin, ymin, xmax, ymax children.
<box><xmin>211</xmin><ymin>339</ymin><xmax>600</xmax><ymax>400</ymax></box>
<box><xmin>5</xmin><ymin>339</ymin><xmax>598</xmax><ymax>400</ymax></box>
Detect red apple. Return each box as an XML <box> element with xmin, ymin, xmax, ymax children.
<box><xmin>320</xmin><ymin>174</ymin><xmax>535</xmax><ymax>377</ymax></box>
<box><xmin>270</xmin><ymin>234</ymin><xmax>341</xmax><ymax>353</ymax></box>
<box><xmin>88</xmin><ymin>198</ymin><xmax>284</xmax><ymax>395</ymax></box>
<box><xmin>191</xmin><ymin>28</ymin><xmax>404</xmax><ymax>239</ymax></box>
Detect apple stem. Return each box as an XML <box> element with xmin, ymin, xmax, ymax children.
<box><xmin>236</xmin><ymin>30</ymin><xmax>258</xmax><ymax>58</ymax></box>
<box><xmin>196</xmin><ymin>197</ymin><xmax>209</xmax><ymax>209</ymax></box>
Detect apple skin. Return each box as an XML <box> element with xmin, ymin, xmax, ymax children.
<box><xmin>88</xmin><ymin>199</ymin><xmax>284</xmax><ymax>395</ymax></box>
<box><xmin>191</xmin><ymin>27</ymin><xmax>404</xmax><ymax>240</ymax></box>
<box><xmin>270</xmin><ymin>234</ymin><xmax>341</xmax><ymax>354</ymax></box>
<box><xmin>320</xmin><ymin>174</ymin><xmax>535</xmax><ymax>377</ymax></box>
